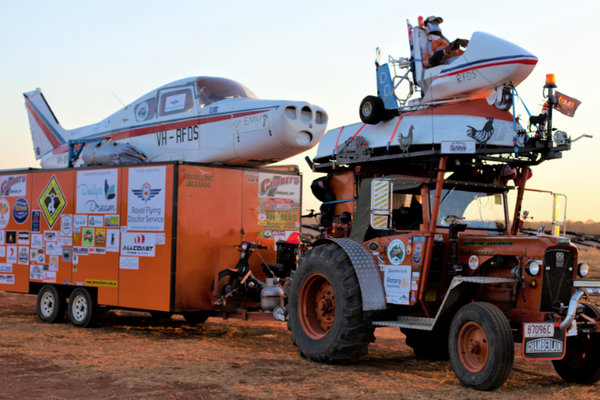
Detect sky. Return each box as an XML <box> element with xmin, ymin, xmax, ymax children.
<box><xmin>1</xmin><ymin>0</ymin><xmax>598</xmax><ymax>223</ymax></box>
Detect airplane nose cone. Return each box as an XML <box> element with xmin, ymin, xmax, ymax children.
<box><xmin>279</xmin><ymin>102</ymin><xmax>328</xmax><ymax>148</ymax></box>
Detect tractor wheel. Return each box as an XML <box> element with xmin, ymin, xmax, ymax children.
<box><xmin>288</xmin><ymin>243</ymin><xmax>375</xmax><ymax>364</ymax></box>
<box><xmin>449</xmin><ymin>302</ymin><xmax>514</xmax><ymax>391</ymax></box>
<box><xmin>402</xmin><ymin>327</ymin><xmax>450</xmax><ymax>360</ymax></box>
<box><xmin>552</xmin><ymin>303</ymin><xmax>600</xmax><ymax>384</ymax></box>
<box><xmin>359</xmin><ymin>96</ymin><xmax>384</xmax><ymax>125</ymax></box>
<box><xmin>68</xmin><ymin>288</ymin><xmax>99</xmax><ymax>328</ymax></box>
<box><xmin>36</xmin><ymin>285</ymin><xmax>66</xmax><ymax>323</ymax></box>
<box><xmin>183</xmin><ymin>312</ymin><xmax>210</xmax><ymax>324</ymax></box>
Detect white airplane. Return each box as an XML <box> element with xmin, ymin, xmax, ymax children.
<box><xmin>24</xmin><ymin>76</ymin><xmax>328</xmax><ymax>168</ymax></box>
<box><xmin>315</xmin><ymin>18</ymin><xmax>542</xmax><ymax>162</ymax></box>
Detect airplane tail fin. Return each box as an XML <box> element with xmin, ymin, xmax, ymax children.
<box><xmin>376</xmin><ymin>63</ymin><xmax>398</xmax><ymax>109</ymax></box>
<box><xmin>23</xmin><ymin>88</ymin><xmax>68</xmax><ymax>160</ymax></box>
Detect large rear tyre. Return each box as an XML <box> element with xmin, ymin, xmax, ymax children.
<box><xmin>68</xmin><ymin>288</ymin><xmax>99</xmax><ymax>328</ymax></box>
<box><xmin>552</xmin><ymin>303</ymin><xmax>600</xmax><ymax>384</ymax></box>
<box><xmin>403</xmin><ymin>326</ymin><xmax>450</xmax><ymax>360</ymax></box>
<box><xmin>36</xmin><ymin>285</ymin><xmax>66</xmax><ymax>323</ymax></box>
<box><xmin>149</xmin><ymin>311</ymin><xmax>173</xmax><ymax>320</ymax></box>
<box><xmin>288</xmin><ymin>243</ymin><xmax>375</xmax><ymax>364</ymax></box>
<box><xmin>449</xmin><ymin>302</ymin><xmax>514</xmax><ymax>391</ymax></box>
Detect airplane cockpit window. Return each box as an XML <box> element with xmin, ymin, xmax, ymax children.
<box><xmin>135</xmin><ymin>98</ymin><xmax>156</xmax><ymax>122</ymax></box>
<box><xmin>196</xmin><ymin>77</ymin><xmax>258</xmax><ymax>108</ymax></box>
<box><xmin>158</xmin><ymin>89</ymin><xmax>194</xmax><ymax>117</ymax></box>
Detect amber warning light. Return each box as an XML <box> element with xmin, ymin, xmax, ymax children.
<box><xmin>418</xmin><ymin>16</ymin><xmax>424</xmax><ymax>28</ymax></box>
<box><xmin>545</xmin><ymin>74</ymin><xmax>557</xmax><ymax>88</ymax></box>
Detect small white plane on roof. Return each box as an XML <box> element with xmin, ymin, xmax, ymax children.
<box><xmin>24</xmin><ymin>76</ymin><xmax>328</xmax><ymax>168</ymax></box>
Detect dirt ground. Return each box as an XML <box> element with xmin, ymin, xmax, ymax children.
<box><xmin>1</xmin><ymin>248</ymin><xmax>600</xmax><ymax>399</ymax></box>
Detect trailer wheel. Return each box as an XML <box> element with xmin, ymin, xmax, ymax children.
<box><xmin>36</xmin><ymin>285</ymin><xmax>66</xmax><ymax>323</ymax></box>
<box><xmin>552</xmin><ymin>303</ymin><xmax>600</xmax><ymax>384</ymax></box>
<box><xmin>288</xmin><ymin>244</ymin><xmax>375</xmax><ymax>364</ymax></box>
<box><xmin>68</xmin><ymin>288</ymin><xmax>99</xmax><ymax>328</ymax></box>
<box><xmin>183</xmin><ymin>312</ymin><xmax>210</xmax><ymax>324</ymax></box>
<box><xmin>359</xmin><ymin>96</ymin><xmax>383</xmax><ymax>125</ymax></box>
<box><xmin>449</xmin><ymin>302</ymin><xmax>514</xmax><ymax>391</ymax></box>
<box><xmin>403</xmin><ymin>327</ymin><xmax>450</xmax><ymax>360</ymax></box>
<box><xmin>149</xmin><ymin>311</ymin><xmax>173</xmax><ymax>320</ymax></box>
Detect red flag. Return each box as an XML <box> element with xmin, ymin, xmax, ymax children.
<box><xmin>554</xmin><ymin>91</ymin><xmax>581</xmax><ymax>117</ymax></box>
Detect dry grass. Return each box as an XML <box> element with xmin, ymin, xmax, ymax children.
<box><xmin>1</xmin><ymin>293</ymin><xmax>600</xmax><ymax>399</ymax></box>
<box><xmin>580</xmin><ymin>247</ymin><xmax>600</xmax><ymax>270</ymax></box>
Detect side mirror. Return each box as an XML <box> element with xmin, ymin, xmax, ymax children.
<box><xmin>370</xmin><ymin>178</ymin><xmax>393</xmax><ymax>230</ymax></box>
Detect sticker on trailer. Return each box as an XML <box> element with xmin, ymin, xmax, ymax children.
<box><xmin>384</xmin><ymin>265</ymin><xmax>411</xmax><ymax>304</ymax></box>
<box><xmin>17</xmin><ymin>231</ymin><xmax>29</xmax><ymax>245</ymax></box>
<box><xmin>6</xmin><ymin>231</ymin><xmax>15</xmax><ymax>244</ymax></box>
<box><xmin>88</xmin><ymin>216</ymin><xmax>103</xmax><ymax>227</ymax></box>
<box><xmin>0</xmin><ymin>264</ymin><xmax>11</xmax><ymax>273</ymax></box>
<box><xmin>0</xmin><ymin>199</ymin><xmax>10</xmax><ymax>228</ymax></box>
<box><xmin>30</xmin><ymin>265</ymin><xmax>42</xmax><ymax>280</ymax></box>
<box><xmin>0</xmin><ymin>175</ymin><xmax>26</xmax><ymax>197</ymax></box>
<box><xmin>73</xmin><ymin>255</ymin><xmax>78</xmax><ymax>265</ymax></box>
<box><xmin>37</xmin><ymin>254</ymin><xmax>44</xmax><ymax>263</ymax></box>
<box><xmin>42</xmin><ymin>271</ymin><xmax>56</xmax><ymax>283</ymax></box>
<box><xmin>46</xmin><ymin>242</ymin><xmax>62</xmax><ymax>255</ymax></box>
<box><xmin>120</xmin><ymin>232</ymin><xmax>155</xmax><ymax>257</ymax></box>
<box><xmin>106</xmin><ymin>229</ymin><xmax>120</xmax><ymax>252</ymax></box>
<box><xmin>30</xmin><ymin>248</ymin><xmax>36</xmax><ymax>260</ymax></box>
<box><xmin>6</xmin><ymin>246</ymin><xmax>16</xmax><ymax>263</ymax></box>
<box><xmin>522</xmin><ymin>323</ymin><xmax>566</xmax><ymax>360</ymax></box>
<box><xmin>57</xmin><ymin>237</ymin><xmax>72</xmax><ymax>247</ymax></box>
<box><xmin>73</xmin><ymin>247</ymin><xmax>89</xmax><ymax>256</ymax></box>
<box><xmin>61</xmin><ymin>215</ymin><xmax>73</xmax><ymax>236</ymax></box>
<box><xmin>31</xmin><ymin>210</ymin><xmax>41</xmax><ymax>233</ymax></box>
<box><xmin>31</xmin><ymin>234</ymin><xmax>43</xmax><ymax>248</ymax></box>
<box><xmin>406</xmin><ymin>245</ymin><xmax>412</xmax><ymax>255</ymax></box>
<box><xmin>128</xmin><ymin>166</ymin><xmax>166</xmax><ymax>231</ymax></box>
<box><xmin>44</xmin><ymin>231</ymin><xmax>58</xmax><ymax>241</ymax></box>
<box><xmin>155</xmin><ymin>233</ymin><xmax>166</xmax><ymax>245</ymax></box>
<box><xmin>120</xmin><ymin>256</ymin><xmax>139</xmax><ymax>270</ymax></box>
<box><xmin>387</xmin><ymin>239</ymin><xmax>406</xmax><ymax>265</ymax></box>
<box><xmin>82</xmin><ymin>228</ymin><xmax>95</xmax><ymax>246</ymax></box>
<box><xmin>413</xmin><ymin>236</ymin><xmax>426</xmax><ymax>243</ymax></box>
<box><xmin>434</xmin><ymin>234</ymin><xmax>443</xmax><ymax>241</ymax></box>
<box><xmin>74</xmin><ymin>215</ymin><xmax>87</xmax><ymax>232</ymax></box>
<box><xmin>76</xmin><ymin>170</ymin><xmax>118</xmax><ymax>214</ymax></box>
<box><xmin>38</xmin><ymin>176</ymin><xmax>67</xmax><ymax>228</ymax></box>
<box><xmin>48</xmin><ymin>255</ymin><xmax>59</xmax><ymax>271</ymax></box>
<box><xmin>104</xmin><ymin>215</ymin><xmax>120</xmax><ymax>227</ymax></box>
<box><xmin>95</xmin><ymin>228</ymin><xmax>106</xmax><ymax>246</ymax></box>
<box><xmin>85</xmin><ymin>279</ymin><xmax>117</xmax><ymax>287</ymax></box>
<box><xmin>0</xmin><ymin>274</ymin><xmax>14</xmax><ymax>284</ymax></box>
<box><xmin>12</xmin><ymin>198</ymin><xmax>29</xmax><ymax>225</ymax></box>
<box><xmin>0</xmin><ymin>230</ymin><xmax>4</xmax><ymax>245</ymax></box>
<box><xmin>0</xmin><ymin>246</ymin><xmax>4</xmax><ymax>258</ymax></box>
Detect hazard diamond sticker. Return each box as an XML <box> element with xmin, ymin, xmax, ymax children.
<box><xmin>38</xmin><ymin>176</ymin><xmax>67</xmax><ymax>228</ymax></box>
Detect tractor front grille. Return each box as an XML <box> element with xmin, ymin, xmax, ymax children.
<box><xmin>540</xmin><ymin>250</ymin><xmax>574</xmax><ymax>311</ymax></box>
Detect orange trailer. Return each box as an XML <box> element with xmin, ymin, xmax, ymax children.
<box><xmin>0</xmin><ymin>162</ymin><xmax>301</xmax><ymax>326</ymax></box>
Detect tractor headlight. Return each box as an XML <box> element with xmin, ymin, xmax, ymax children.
<box><xmin>578</xmin><ymin>263</ymin><xmax>590</xmax><ymax>278</ymax></box>
<box><xmin>525</xmin><ymin>260</ymin><xmax>540</xmax><ymax>276</ymax></box>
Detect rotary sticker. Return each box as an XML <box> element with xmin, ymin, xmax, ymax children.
<box><xmin>38</xmin><ymin>176</ymin><xmax>67</xmax><ymax>228</ymax></box>
<box><xmin>12</xmin><ymin>198</ymin><xmax>29</xmax><ymax>224</ymax></box>
<box><xmin>468</xmin><ymin>255</ymin><xmax>479</xmax><ymax>270</ymax></box>
<box><xmin>0</xmin><ymin>199</ymin><xmax>10</xmax><ymax>228</ymax></box>
<box><xmin>387</xmin><ymin>239</ymin><xmax>406</xmax><ymax>265</ymax></box>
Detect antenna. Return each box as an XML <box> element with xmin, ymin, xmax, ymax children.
<box><xmin>111</xmin><ymin>91</ymin><xmax>126</xmax><ymax>107</ymax></box>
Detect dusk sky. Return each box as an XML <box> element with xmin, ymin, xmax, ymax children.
<box><xmin>1</xmin><ymin>0</ymin><xmax>597</xmax><ymax>222</ymax></box>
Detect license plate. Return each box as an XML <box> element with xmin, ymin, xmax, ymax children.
<box><xmin>522</xmin><ymin>323</ymin><xmax>566</xmax><ymax>360</ymax></box>
<box><xmin>524</xmin><ymin>323</ymin><xmax>554</xmax><ymax>338</ymax></box>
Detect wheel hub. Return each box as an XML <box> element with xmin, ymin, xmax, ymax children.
<box><xmin>298</xmin><ymin>273</ymin><xmax>335</xmax><ymax>340</ymax></box>
<box><xmin>457</xmin><ymin>321</ymin><xmax>489</xmax><ymax>373</ymax></box>
<box><xmin>41</xmin><ymin>292</ymin><xmax>55</xmax><ymax>317</ymax></box>
<box><xmin>72</xmin><ymin>295</ymin><xmax>88</xmax><ymax>322</ymax></box>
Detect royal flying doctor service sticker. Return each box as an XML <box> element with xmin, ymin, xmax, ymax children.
<box><xmin>387</xmin><ymin>239</ymin><xmax>406</xmax><ymax>265</ymax></box>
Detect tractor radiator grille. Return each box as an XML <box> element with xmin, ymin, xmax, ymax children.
<box><xmin>540</xmin><ymin>250</ymin><xmax>573</xmax><ymax>312</ymax></box>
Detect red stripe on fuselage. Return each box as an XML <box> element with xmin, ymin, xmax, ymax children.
<box><xmin>51</xmin><ymin>109</ymin><xmax>270</xmax><ymax>155</ymax></box>
<box><xmin>405</xmin><ymin>99</ymin><xmax>514</xmax><ymax>121</ymax></box>
<box><xmin>437</xmin><ymin>59</ymin><xmax>538</xmax><ymax>79</ymax></box>
<box><xmin>25</xmin><ymin>100</ymin><xmax>62</xmax><ymax>148</ymax></box>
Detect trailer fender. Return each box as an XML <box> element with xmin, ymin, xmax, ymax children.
<box><xmin>312</xmin><ymin>238</ymin><xmax>386</xmax><ymax>311</ymax></box>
